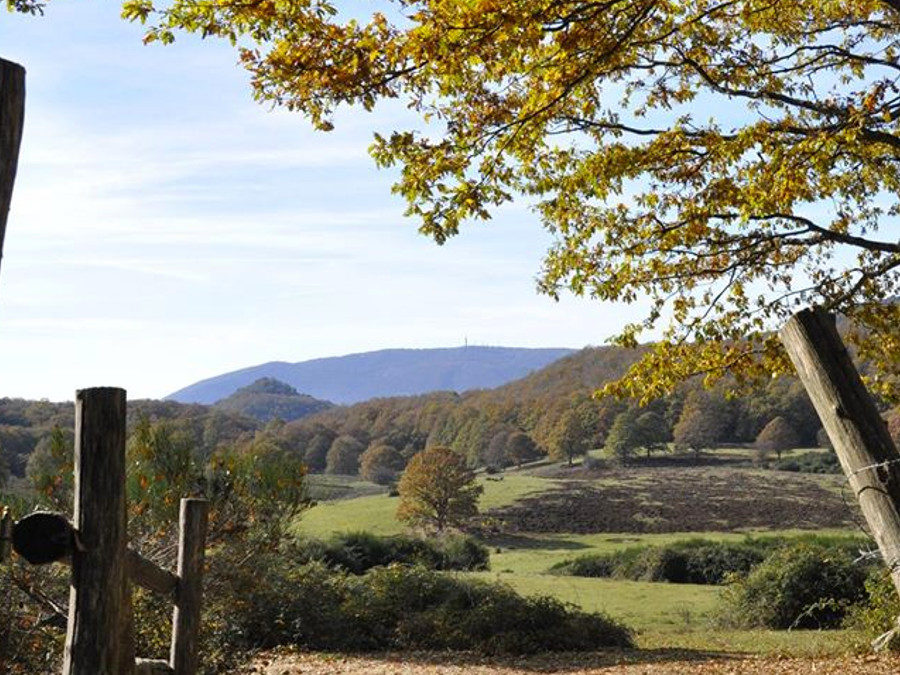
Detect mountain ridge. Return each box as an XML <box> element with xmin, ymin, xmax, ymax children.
<box><xmin>167</xmin><ymin>346</ymin><xmax>576</xmax><ymax>405</ymax></box>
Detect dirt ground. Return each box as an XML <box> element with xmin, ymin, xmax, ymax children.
<box><xmin>488</xmin><ymin>467</ymin><xmax>854</xmax><ymax>533</ymax></box>
<box><xmin>243</xmin><ymin>649</ymin><xmax>900</xmax><ymax>674</ymax></box>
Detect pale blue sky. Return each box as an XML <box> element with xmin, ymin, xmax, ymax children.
<box><xmin>0</xmin><ymin>2</ymin><xmax>643</xmax><ymax>402</ymax></box>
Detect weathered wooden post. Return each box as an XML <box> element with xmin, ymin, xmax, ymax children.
<box><xmin>63</xmin><ymin>387</ymin><xmax>130</xmax><ymax>675</ymax></box>
<box><xmin>0</xmin><ymin>507</ymin><xmax>11</xmax><ymax>561</ymax></box>
<box><xmin>171</xmin><ymin>498</ymin><xmax>208</xmax><ymax>675</ymax></box>
<box><xmin>781</xmin><ymin>308</ymin><xmax>900</xmax><ymax>641</ymax></box>
<box><xmin>0</xmin><ymin>57</ymin><xmax>25</xmax><ymax>281</ymax></box>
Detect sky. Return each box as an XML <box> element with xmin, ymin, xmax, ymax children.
<box><xmin>0</xmin><ymin>2</ymin><xmax>646</xmax><ymax>402</ymax></box>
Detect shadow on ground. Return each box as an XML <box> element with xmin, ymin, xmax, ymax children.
<box><xmin>482</xmin><ymin>533</ymin><xmax>591</xmax><ymax>551</ymax></box>
<box><xmin>243</xmin><ymin>648</ymin><xmax>739</xmax><ymax>674</ymax></box>
<box><xmin>365</xmin><ymin>648</ymin><xmax>735</xmax><ymax>671</ymax></box>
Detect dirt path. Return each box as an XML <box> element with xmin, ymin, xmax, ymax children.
<box><xmin>243</xmin><ymin>649</ymin><xmax>900</xmax><ymax>674</ymax></box>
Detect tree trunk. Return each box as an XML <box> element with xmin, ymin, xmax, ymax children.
<box><xmin>0</xmin><ymin>58</ymin><xmax>25</xmax><ymax>283</ymax></box>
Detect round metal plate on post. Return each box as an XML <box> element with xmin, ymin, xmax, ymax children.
<box><xmin>12</xmin><ymin>511</ymin><xmax>75</xmax><ymax>565</ymax></box>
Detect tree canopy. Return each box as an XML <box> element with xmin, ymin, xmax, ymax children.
<box><xmin>755</xmin><ymin>415</ymin><xmax>801</xmax><ymax>460</ymax></box>
<box><xmin>14</xmin><ymin>0</ymin><xmax>900</xmax><ymax>398</ymax></box>
<box><xmin>396</xmin><ymin>445</ymin><xmax>482</xmax><ymax>531</ymax></box>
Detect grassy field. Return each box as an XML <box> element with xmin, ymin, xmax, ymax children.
<box><xmin>295</xmin><ymin>456</ymin><xmax>869</xmax><ymax>656</ymax></box>
<box><xmin>297</xmin><ymin>473</ymin><xmax>554</xmax><ymax>537</ymax></box>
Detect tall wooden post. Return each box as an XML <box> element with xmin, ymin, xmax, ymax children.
<box><xmin>170</xmin><ymin>498</ymin><xmax>208</xmax><ymax>675</ymax></box>
<box><xmin>780</xmin><ymin>308</ymin><xmax>900</xmax><ymax>599</ymax></box>
<box><xmin>63</xmin><ymin>388</ymin><xmax>130</xmax><ymax>675</ymax></box>
<box><xmin>0</xmin><ymin>58</ymin><xmax>25</xmax><ymax>281</ymax></box>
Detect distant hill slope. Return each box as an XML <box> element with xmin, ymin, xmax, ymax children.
<box><xmin>213</xmin><ymin>378</ymin><xmax>333</xmax><ymax>422</ymax></box>
<box><xmin>167</xmin><ymin>347</ymin><xmax>576</xmax><ymax>405</ymax></box>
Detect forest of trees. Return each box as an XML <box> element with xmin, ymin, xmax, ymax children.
<box><xmin>4</xmin><ymin>345</ymin><xmax>899</xmax><ymax>491</ymax></box>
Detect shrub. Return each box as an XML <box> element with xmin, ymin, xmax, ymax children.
<box><xmin>296</xmin><ymin>531</ymin><xmax>489</xmax><ymax>574</ymax></box>
<box><xmin>0</xmin><ymin>557</ymin><xmax>68</xmax><ymax>674</ymax></box>
<box><xmin>718</xmin><ymin>542</ymin><xmax>868</xmax><ymax>629</ymax></box>
<box><xmin>342</xmin><ymin>565</ymin><xmax>633</xmax><ymax>653</ymax></box>
<box><xmin>582</xmin><ymin>455</ymin><xmax>604</xmax><ymax>471</ymax></box>
<box><xmin>551</xmin><ymin>538</ymin><xmax>770</xmax><ymax>584</ymax></box>
<box><xmin>206</xmin><ymin>557</ymin><xmax>632</xmax><ymax>655</ymax></box>
<box><xmin>845</xmin><ymin>569</ymin><xmax>900</xmax><ymax>649</ymax></box>
<box><xmin>774</xmin><ymin>450</ymin><xmax>841</xmax><ymax>474</ymax></box>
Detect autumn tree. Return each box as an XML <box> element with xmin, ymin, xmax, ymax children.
<box><xmin>396</xmin><ymin>446</ymin><xmax>482</xmax><ymax>531</ymax></box>
<box><xmin>548</xmin><ymin>407</ymin><xmax>595</xmax><ymax>466</ymax></box>
<box><xmin>506</xmin><ymin>431</ymin><xmax>540</xmax><ymax>467</ymax></box>
<box><xmin>673</xmin><ymin>391</ymin><xmax>728</xmax><ymax>460</ymax></box>
<box><xmin>359</xmin><ymin>442</ymin><xmax>406</xmax><ymax>485</ymax></box>
<box><xmin>604</xmin><ymin>408</ymin><xmax>669</xmax><ymax>463</ymax></box>
<box><xmin>634</xmin><ymin>411</ymin><xmax>670</xmax><ymax>459</ymax></box>
<box><xmin>603</xmin><ymin>408</ymin><xmax>643</xmax><ymax>465</ymax></box>
<box><xmin>38</xmin><ymin>0</ymin><xmax>891</xmax><ymax>400</ymax></box>
<box><xmin>304</xmin><ymin>429</ymin><xmax>336</xmax><ymax>473</ymax></box>
<box><xmin>325</xmin><ymin>434</ymin><xmax>364</xmax><ymax>475</ymax></box>
<box><xmin>483</xmin><ymin>428</ymin><xmax>514</xmax><ymax>469</ymax></box>
<box><xmin>755</xmin><ymin>416</ymin><xmax>801</xmax><ymax>461</ymax></box>
<box><xmin>26</xmin><ymin>425</ymin><xmax>73</xmax><ymax>512</ymax></box>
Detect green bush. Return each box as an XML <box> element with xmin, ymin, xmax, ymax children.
<box><xmin>775</xmin><ymin>451</ymin><xmax>841</xmax><ymax>474</ymax></box>
<box><xmin>343</xmin><ymin>565</ymin><xmax>632</xmax><ymax>653</ymax></box>
<box><xmin>297</xmin><ymin>530</ymin><xmax>489</xmax><ymax>574</ymax></box>
<box><xmin>208</xmin><ymin>554</ymin><xmax>632</xmax><ymax>655</ymax></box>
<box><xmin>718</xmin><ymin>542</ymin><xmax>868</xmax><ymax>629</ymax></box>
<box><xmin>551</xmin><ymin>538</ymin><xmax>770</xmax><ymax>584</ymax></box>
<box><xmin>551</xmin><ymin>535</ymin><xmax>866</xmax><ymax>586</ymax></box>
<box><xmin>845</xmin><ymin>569</ymin><xmax>900</xmax><ymax>648</ymax></box>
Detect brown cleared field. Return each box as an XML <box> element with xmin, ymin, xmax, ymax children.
<box><xmin>487</xmin><ymin>466</ymin><xmax>854</xmax><ymax>534</ymax></box>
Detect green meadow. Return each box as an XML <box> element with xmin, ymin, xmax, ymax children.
<box><xmin>296</xmin><ymin>460</ymin><xmax>869</xmax><ymax>655</ymax></box>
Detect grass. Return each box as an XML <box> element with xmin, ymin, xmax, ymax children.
<box><xmin>294</xmin><ymin>456</ymin><xmax>869</xmax><ymax>657</ymax></box>
<box><xmin>467</xmin><ymin>571</ymin><xmax>720</xmax><ymax>632</ymax></box>
<box><xmin>486</xmin><ymin>529</ymin><xmax>860</xmax><ymax>575</ymax></box>
<box><xmin>296</xmin><ymin>473</ymin><xmax>553</xmax><ymax>538</ymax></box>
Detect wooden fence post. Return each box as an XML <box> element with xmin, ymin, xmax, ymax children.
<box><xmin>0</xmin><ymin>507</ymin><xmax>11</xmax><ymax>561</ymax></box>
<box><xmin>0</xmin><ymin>58</ymin><xmax>25</xmax><ymax>281</ymax></box>
<box><xmin>170</xmin><ymin>498</ymin><xmax>208</xmax><ymax>675</ymax></box>
<box><xmin>780</xmin><ymin>309</ymin><xmax>900</xmax><ymax>600</ymax></box>
<box><xmin>63</xmin><ymin>388</ymin><xmax>130</xmax><ymax>675</ymax></box>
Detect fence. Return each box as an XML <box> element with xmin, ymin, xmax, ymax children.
<box><xmin>1</xmin><ymin>388</ymin><xmax>208</xmax><ymax>675</ymax></box>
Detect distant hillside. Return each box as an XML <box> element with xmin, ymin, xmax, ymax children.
<box><xmin>277</xmin><ymin>345</ymin><xmax>825</xmax><ymax>474</ymax></box>
<box><xmin>167</xmin><ymin>347</ymin><xmax>576</xmax><ymax>405</ymax></box>
<box><xmin>213</xmin><ymin>378</ymin><xmax>333</xmax><ymax>422</ymax></box>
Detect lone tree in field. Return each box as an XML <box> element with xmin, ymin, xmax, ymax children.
<box><xmin>673</xmin><ymin>391</ymin><xmax>726</xmax><ymax>461</ymax></box>
<box><xmin>396</xmin><ymin>446</ymin><xmax>482</xmax><ymax>532</ymax></box>
<box><xmin>548</xmin><ymin>402</ymin><xmax>599</xmax><ymax>466</ymax></box>
<box><xmin>755</xmin><ymin>416</ymin><xmax>800</xmax><ymax>461</ymax></box>
<box><xmin>31</xmin><ymin>0</ymin><xmax>895</xmax><ymax>402</ymax></box>
<box><xmin>605</xmin><ymin>408</ymin><xmax>669</xmax><ymax>463</ymax></box>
